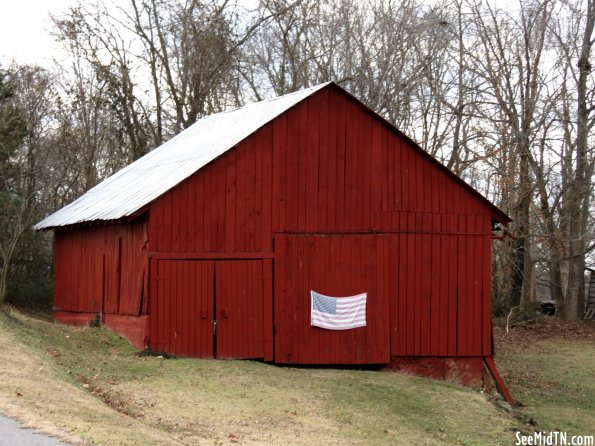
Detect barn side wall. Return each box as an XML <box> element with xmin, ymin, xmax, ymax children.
<box><xmin>148</xmin><ymin>86</ymin><xmax>495</xmax><ymax>360</ymax></box>
<box><xmin>54</xmin><ymin>218</ymin><xmax>149</xmax><ymax>322</ymax></box>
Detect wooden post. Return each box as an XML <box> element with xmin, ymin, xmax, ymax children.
<box><xmin>484</xmin><ymin>356</ymin><xmax>515</xmax><ymax>405</ymax></box>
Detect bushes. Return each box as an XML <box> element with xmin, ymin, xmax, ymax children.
<box><xmin>6</xmin><ymin>229</ymin><xmax>53</xmax><ymax>309</ymax></box>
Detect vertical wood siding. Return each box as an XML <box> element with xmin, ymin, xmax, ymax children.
<box><xmin>148</xmin><ymin>125</ymin><xmax>273</xmax><ymax>253</ymax></box>
<box><xmin>148</xmin><ymin>87</ymin><xmax>493</xmax><ymax>244</ymax></box>
<box><xmin>52</xmin><ymin>85</ymin><xmax>497</xmax><ymax>361</ymax></box>
<box><xmin>151</xmin><ymin>260</ymin><xmax>214</xmax><ymax>357</ymax></box>
<box><xmin>148</xmin><ymin>87</ymin><xmax>493</xmax><ymax>241</ymax></box>
<box><xmin>215</xmin><ymin>260</ymin><xmax>264</xmax><ymax>359</ymax></box>
<box><xmin>274</xmin><ymin>234</ymin><xmax>392</xmax><ymax>364</ymax></box>
<box><xmin>145</xmin><ymin>86</ymin><xmax>494</xmax><ymax>359</ymax></box>
<box><xmin>150</xmin><ymin>259</ymin><xmax>266</xmax><ymax>359</ymax></box>
<box><xmin>54</xmin><ymin>219</ymin><xmax>148</xmax><ymax>316</ymax></box>
<box><xmin>390</xmin><ymin>214</ymin><xmax>492</xmax><ymax>357</ymax></box>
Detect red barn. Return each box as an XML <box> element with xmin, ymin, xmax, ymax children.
<box><xmin>35</xmin><ymin>83</ymin><xmax>511</xmax><ymax>392</ymax></box>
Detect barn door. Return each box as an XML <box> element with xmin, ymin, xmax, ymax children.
<box><xmin>153</xmin><ymin>260</ymin><xmax>214</xmax><ymax>357</ymax></box>
<box><xmin>152</xmin><ymin>259</ymin><xmax>267</xmax><ymax>359</ymax></box>
<box><xmin>274</xmin><ymin>235</ymin><xmax>392</xmax><ymax>364</ymax></box>
<box><xmin>215</xmin><ymin>261</ymin><xmax>264</xmax><ymax>359</ymax></box>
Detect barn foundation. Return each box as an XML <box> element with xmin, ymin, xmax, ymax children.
<box><xmin>385</xmin><ymin>356</ymin><xmax>487</xmax><ymax>387</ymax></box>
<box><xmin>54</xmin><ymin>310</ymin><xmax>97</xmax><ymax>326</ymax></box>
<box><xmin>54</xmin><ymin>311</ymin><xmax>149</xmax><ymax>350</ymax></box>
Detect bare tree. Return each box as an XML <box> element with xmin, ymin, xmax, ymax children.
<box><xmin>468</xmin><ymin>0</ymin><xmax>552</xmax><ymax>308</ymax></box>
<box><xmin>54</xmin><ymin>3</ymin><xmax>155</xmax><ymax>160</ymax></box>
<box><xmin>49</xmin><ymin>60</ymin><xmax>131</xmax><ymax>202</ymax></box>
<box><xmin>0</xmin><ymin>0</ymin><xmax>587</xmax><ymax>318</ymax></box>
<box><xmin>0</xmin><ymin>65</ymin><xmax>56</xmax><ymax>304</ymax></box>
<box><xmin>242</xmin><ymin>0</ymin><xmax>323</xmax><ymax>96</ymax></box>
<box><xmin>552</xmin><ymin>0</ymin><xmax>595</xmax><ymax>318</ymax></box>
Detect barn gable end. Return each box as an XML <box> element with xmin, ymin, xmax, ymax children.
<box><xmin>147</xmin><ymin>85</ymin><xmax>506</xmax><ymax>256</ymax></box>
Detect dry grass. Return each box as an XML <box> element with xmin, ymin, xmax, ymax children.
<box><xmin>493</xmin><ymin>316</ymin><xmax>595</xmax><ymax>437</ymax></box>
<box><xmin>0</xmin><ymin>309</ymin><xmax>180</xmax><ymax>445</ymax></box>
<box><xmin>1</xmin><ymin>307</ymin><xmax>592</xmax><ymax>445</ymax></box>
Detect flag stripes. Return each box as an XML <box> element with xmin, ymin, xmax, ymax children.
<box><xmin>310</xmin><ymin>291</ymin><xmax>367</xmax><ymax>330</ymax></box>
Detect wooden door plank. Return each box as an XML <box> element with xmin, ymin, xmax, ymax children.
<box><xmin>263</xmin><ymin>259</ymin><xmax>274</xmax><ymax>361</ymax></box>
<box><xmin>447</xmin><ymin>215</ymin><xmax>458</xmax><ymax>355</ymax></box>
<box><xmin>317</xmin><ymin>89</ymin><xmax>330</xmax><ymax>231</ymax></box>
<box><xmin>430</xmin><ymin>226</ymin><xmax>441</xmax><ymax>356</ymax></box>
<box><xmin>297</xmin><ymin>100</ymin><xmax>309</xmax><ymax>231</ymax></box>
<box><xmin>438</xmin><ymin>215</ymin><xmax>449</xmax><ymax>356</ymax></box>
<box><xmin>420</xmin><ymin>220</ymin><xmax>432</xmax><ymax>355</ymax></box>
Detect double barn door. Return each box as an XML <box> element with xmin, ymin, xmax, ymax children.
<box><xmin>152</xmin><ymin>259</ymin><xmax>267</xmax><ymax>359</ymax></box>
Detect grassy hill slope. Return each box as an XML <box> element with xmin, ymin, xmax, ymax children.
<box><xmin>0</xmin><ymin>308</ymin><xmax>592</xmax><ymax>445</ymax></box>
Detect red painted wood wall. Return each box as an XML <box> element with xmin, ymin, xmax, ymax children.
<box><xmin>55</xmin><ymin>84</ymin><xmax>501</xmax><ymax>362</ymax></box>
<box><xmin>54</xmin><ymin>218</ymin><xmax>149</xmax><ymax>316</ymax></box>
<box><xmin>145</xmin><ymin>85</ymin><xmax>499</xmax><ymax>361</ymax></box>
<box><xmin>151</xmin><ymin>259</ymin><xmax>269</xmax><ymax>359</ymax></box>
<box><xmin>274</xmin><ymin>234</ymin><xmax>393</xmax><ymax>364</ymax></box>
<box><xmin>147</xmin><ymin>87</ymin><xmax>495</xmax><ymax>252</ymax></box>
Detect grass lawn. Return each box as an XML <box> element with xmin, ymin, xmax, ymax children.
<box><xmin>0</xmin><ymin>307</ymin><xmax>593</xmax><ymax>445</ymax></box>
<box><xmin>493</xmin><ymin>317</ymin><xmax>595</xmax><ymax>438</ymax></box>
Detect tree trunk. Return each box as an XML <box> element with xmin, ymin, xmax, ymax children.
<box><xmin>564</xmin><ymin>0</ymin><xmax>594</xmax><ymax>320</ymax></box>
<box><xmin>0</xmin><ymin>243</ymin><xmax>15</xmax><ymax>305</ymax></box>
<box><xmin>0</xmin><ymin>264</ymin><xmax>8</xmax><ymax>305</ymax></box>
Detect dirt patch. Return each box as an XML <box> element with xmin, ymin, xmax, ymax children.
<box><xmin>77</xmin><ymin>375</ymin><xmax>143</xmax><ymax>419</ymax></box>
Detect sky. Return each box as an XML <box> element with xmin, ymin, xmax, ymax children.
<box><xmin>0</xmin><ymin>0</ymin><xmax>77</xmax><ymax>67</ymax></box>
<box><xmin>0</xmin><ymin>0</ymin><xmax>522</xmax><ymax>69</ymax></box>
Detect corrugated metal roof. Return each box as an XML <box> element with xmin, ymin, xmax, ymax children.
<box><xmin>34</xmin><ymin>83</ymin><xmax>331</xmax><ymax>230</ymax></box>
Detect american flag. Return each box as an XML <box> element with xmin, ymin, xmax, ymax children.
<box><xmin>310</xmin><ymin>291</ymin><xmax>367</xmax><ymax>330</ymax></box>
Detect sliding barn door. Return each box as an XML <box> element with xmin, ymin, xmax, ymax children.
<box><xmin>274</xmin><ymin>234</ymin><xmax>393</xmax><ymax>364</ymax></box>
